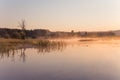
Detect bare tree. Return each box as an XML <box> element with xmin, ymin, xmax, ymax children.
<box><xmin>18</xmin><ymin>19</ymin><xmax>26</xmax><ymax>39</ymax></box>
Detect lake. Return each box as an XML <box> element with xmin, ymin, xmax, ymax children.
<box><xmin>0</xmin><ymin>39</ymin><xmax>120</xmax><ymax>80</ymax></box>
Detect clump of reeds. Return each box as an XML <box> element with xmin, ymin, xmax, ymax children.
<box><xmin>0</xmin><ymin>39</ymin><xmax>66</xmax><ymax>53</ymax></box>
<box><xmin>79</xmin><ymin>39</ymin><xmax>95</xmax><ymax>42</ymax></box>
<box><xmin>35</xmin><ymin>40</ymin><xmax>66</xmax><ymax>53</ymax></box>
<box><xmin>36</xmin><ymin>40</ymin><xmax>65</xmax><ymax>47</ymax></box>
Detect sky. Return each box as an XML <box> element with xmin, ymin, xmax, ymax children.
<box><xmin>0</xmin><ymin>0</ymin><xmax>120</xmax><ymax>31</ymax></box>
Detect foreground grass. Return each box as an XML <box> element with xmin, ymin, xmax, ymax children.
<box><xmin>0</xmin><ymin>38</ymin><xmax>59</xmax><ymax>45</ymax></box>
<box><xmin>0</xmin><ymin>38</ymin><xmax>66</xmax><ymax>53</ymax></box>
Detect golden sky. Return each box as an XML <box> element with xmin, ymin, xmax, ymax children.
<box><xmin>0</xmin><ymin>0</ymin><xmax>120</xmax><ymax>31</ymax></box>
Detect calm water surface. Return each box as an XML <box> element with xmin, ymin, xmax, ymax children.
<box><xmin>0</xmin><ymin>40</ymin><xmax>120</xmax><ymax>80</ymax></box>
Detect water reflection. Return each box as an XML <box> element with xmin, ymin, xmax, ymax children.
<box><xmin>0</xmin><ymin>46</ymin><xmax>26</xmax><ymax>62</ymax></box>
<box><xmin>36</xmin><ymin>42</ymin><xmax>66</xmax><ymax>53</ymax></box>
<box><xmin>19</xmin><ymin>48</ymin><xmax>26</xmax><ymax>62</ymax></box>
<box><xmin>0</xmin><ymin>42</ymin><xmax>66</xmax><ymax>62</ymax></box>
<box><xmin>0</xmin><ymin>40</ymin><xmax>120</xmax><ymax>80</ymax></box>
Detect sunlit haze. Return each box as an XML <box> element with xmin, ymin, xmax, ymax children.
<box><xmin>0</xmin><ymin>0</ymin><xmax>120</xmax><ymax>31</ymax></box>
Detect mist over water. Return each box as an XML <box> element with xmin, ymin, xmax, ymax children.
<box><xmin>0</xmin><ymin>39</ymin><xmax>120</xmax><ymax>80</ymax></box>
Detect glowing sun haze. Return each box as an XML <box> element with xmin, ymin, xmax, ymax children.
<box><xmin>0</xmin><ymin>0</ymin><xmax>120</xmax><ymax>31</ymax></box>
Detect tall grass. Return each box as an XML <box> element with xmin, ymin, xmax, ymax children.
<box><xmin>0</xmin><ymin>39</ymin><xmax>66</xmax><ymax>53</ymax></box>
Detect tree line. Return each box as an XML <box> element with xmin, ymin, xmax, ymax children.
<box><xmin>0</xmin><ymin>28</ymin><xmax>51</xmax><ymax>39</ymax></box>
<box><xmin>0</xmin><ymin>28</ymin><xmax>115</xmax><ymax>39</ymax></box>
<box><xmin>0</xmin><ymin>20</ymin><xmax>116</xmax><ymax>39</ymax></box>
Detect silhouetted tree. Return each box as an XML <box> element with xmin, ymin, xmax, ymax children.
<box><xmin>18</xmin><ymin>19</ymin><xmax>26</xmax><ymax>39</ymax></box>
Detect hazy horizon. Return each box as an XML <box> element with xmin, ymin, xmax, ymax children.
<box><xmin>0</xmin><ymin>0</ymin><xmax>120</xmax><ymax>31</ymax></box>
<box><xmin>1</xmin><ymin>1</ymin><xmax>120</xmax><ymax>80</ymax></box>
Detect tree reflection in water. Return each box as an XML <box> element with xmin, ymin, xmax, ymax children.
<box><xmin>0</xmin><ymin>41</ymin><xmax>66</xmax><ymax>62</ymax></box>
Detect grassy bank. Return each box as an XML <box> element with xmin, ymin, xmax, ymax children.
<box><xmin>0</xmin><ymin>38</ymin><xmax>66</xmax><ymax>53</ymax></box>
<box><xmin>0</xmin><ymin>38</ymin><xmax>62</xmax><ymax>45</ymax></box>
